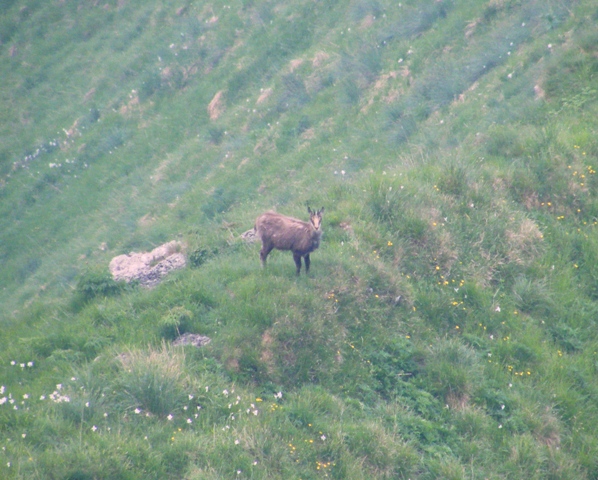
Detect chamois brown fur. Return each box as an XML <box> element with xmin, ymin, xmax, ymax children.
<box><xmin>254</xmin><ymin>207</ymin><xmax>324</xmax><ymax>275</ymax></box>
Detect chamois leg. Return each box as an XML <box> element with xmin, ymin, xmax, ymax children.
<box><xmin>260</xmin><ymin>243</ymin><xmax>274</xmax><ymax>267</ymax></box>
<box><xmin>293</xmin><ymin>252</ymin><xmax>302</xmax><ymax>276</ymax></box>
<box><xmin>304</xmin><ymin>254</ymin><xmax>310</xmax><ymax>273</ymax></box>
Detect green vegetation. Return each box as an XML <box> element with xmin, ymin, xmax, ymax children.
<box><xmin>1</xmin><ymin>0</ymin><xmax>598</xmax><ymax>477</ymax></box>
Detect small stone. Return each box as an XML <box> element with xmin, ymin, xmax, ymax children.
<box><xmin>172</xmin><ymin>333</ymin><xmax>211</xmax><ymax>348</ymax></box>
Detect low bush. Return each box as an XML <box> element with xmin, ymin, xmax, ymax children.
<box><xmin>74</xmin><ymin>268</ymin><xmax>128</xmax><ymax>305</ymax></box>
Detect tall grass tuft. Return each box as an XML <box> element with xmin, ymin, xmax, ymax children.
<box><xmin>423</xmin><ymin>338</ymin><xmax>483</xmax><ymax>404</ymax></box>
<box><xmin>512</xmin><ymin>276</ymin><xmax>554</xmax><ymax>317</ymax></box>
<box><xmin>114</xmin><ymin>344</ymin><xmax>187</xmax><ymax>417</ymax></box>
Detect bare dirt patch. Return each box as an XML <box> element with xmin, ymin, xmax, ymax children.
<box><xmin>256</xmin><ymin>87</ymin><xmax>273</xmax><ymax>105</ymax></box>
<box><xmin>208</xmin><ymin>90</ymin><xmax>225</xmax><ymax>120</ymax></box>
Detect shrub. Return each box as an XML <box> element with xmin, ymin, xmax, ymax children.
<box><xmin>74</xmin><ymin>267</ymin><xmax>128</xmax><ymax>304</ymax></box>
<box><xmin>366</xmin><ymin>338</ymin><xmax>421</xmax><ymax>400</ymax></box>
<box><xmin>188</xmin><ymin>246</ymin><xmax>214</xmax><ymax>268</ymax></box>
<box><xmin>159</xmin><ymin>306</ymin><xmax>194</xmax><ymax>340</ymax></box>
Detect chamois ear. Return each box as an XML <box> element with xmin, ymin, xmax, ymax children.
<box><xmin>307</xmin><ymin>206</ymin><xmax>313</xmax><ymax>214</ymax></box>
<box><xmin>319</xmin><ymin>207</ymin><xmax>324</xmax><ymax>214</ymax></box>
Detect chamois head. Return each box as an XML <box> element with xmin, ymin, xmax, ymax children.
<box><xmin>307</xmin><ymin>206</ymin><xmax>324</xmax><ymax>232</ymax></box>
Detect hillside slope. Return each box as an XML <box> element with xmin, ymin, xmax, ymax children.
<box><xmin>1</xmin><ymin>0</ymin><xmax>598</xmax><ymax>478</ymax></box>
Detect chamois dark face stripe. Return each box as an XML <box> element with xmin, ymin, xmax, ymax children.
<box><xmin>308</xmin><ymin>206</ymin><xmax>324</xmax><ymax>231</ymax></box>
<box><xmin>310</xmin><ymin>213</ymin><xmax>322</xmax><ymax>230</ymax></box>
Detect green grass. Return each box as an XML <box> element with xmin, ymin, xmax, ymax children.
<box><xmin>2</xmin><ymin>0</ymin><xmax>598</xmax><ymax>478</ymax></box>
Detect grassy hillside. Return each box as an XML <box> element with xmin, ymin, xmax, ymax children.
<box><xmin>1</xmin><ymin>0</ymin><xmax>598</xmax><ymax>477</ymax></box>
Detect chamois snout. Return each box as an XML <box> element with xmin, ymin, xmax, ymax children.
<box><xmin>255</xmin><ymin>207</ymin><xmax>324</xmax><ymax>275</ymax></box>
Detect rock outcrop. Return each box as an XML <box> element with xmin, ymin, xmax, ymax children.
<box><xmin>109</xmin><ymin>241</ymin><xmax>186</xmax><ymax>288</ymax></box>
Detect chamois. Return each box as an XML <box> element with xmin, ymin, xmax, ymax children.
<box><xmin>254</xmin><ymin>207</ymin><xmax>324</xmax><ymax>275</ymax></box>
